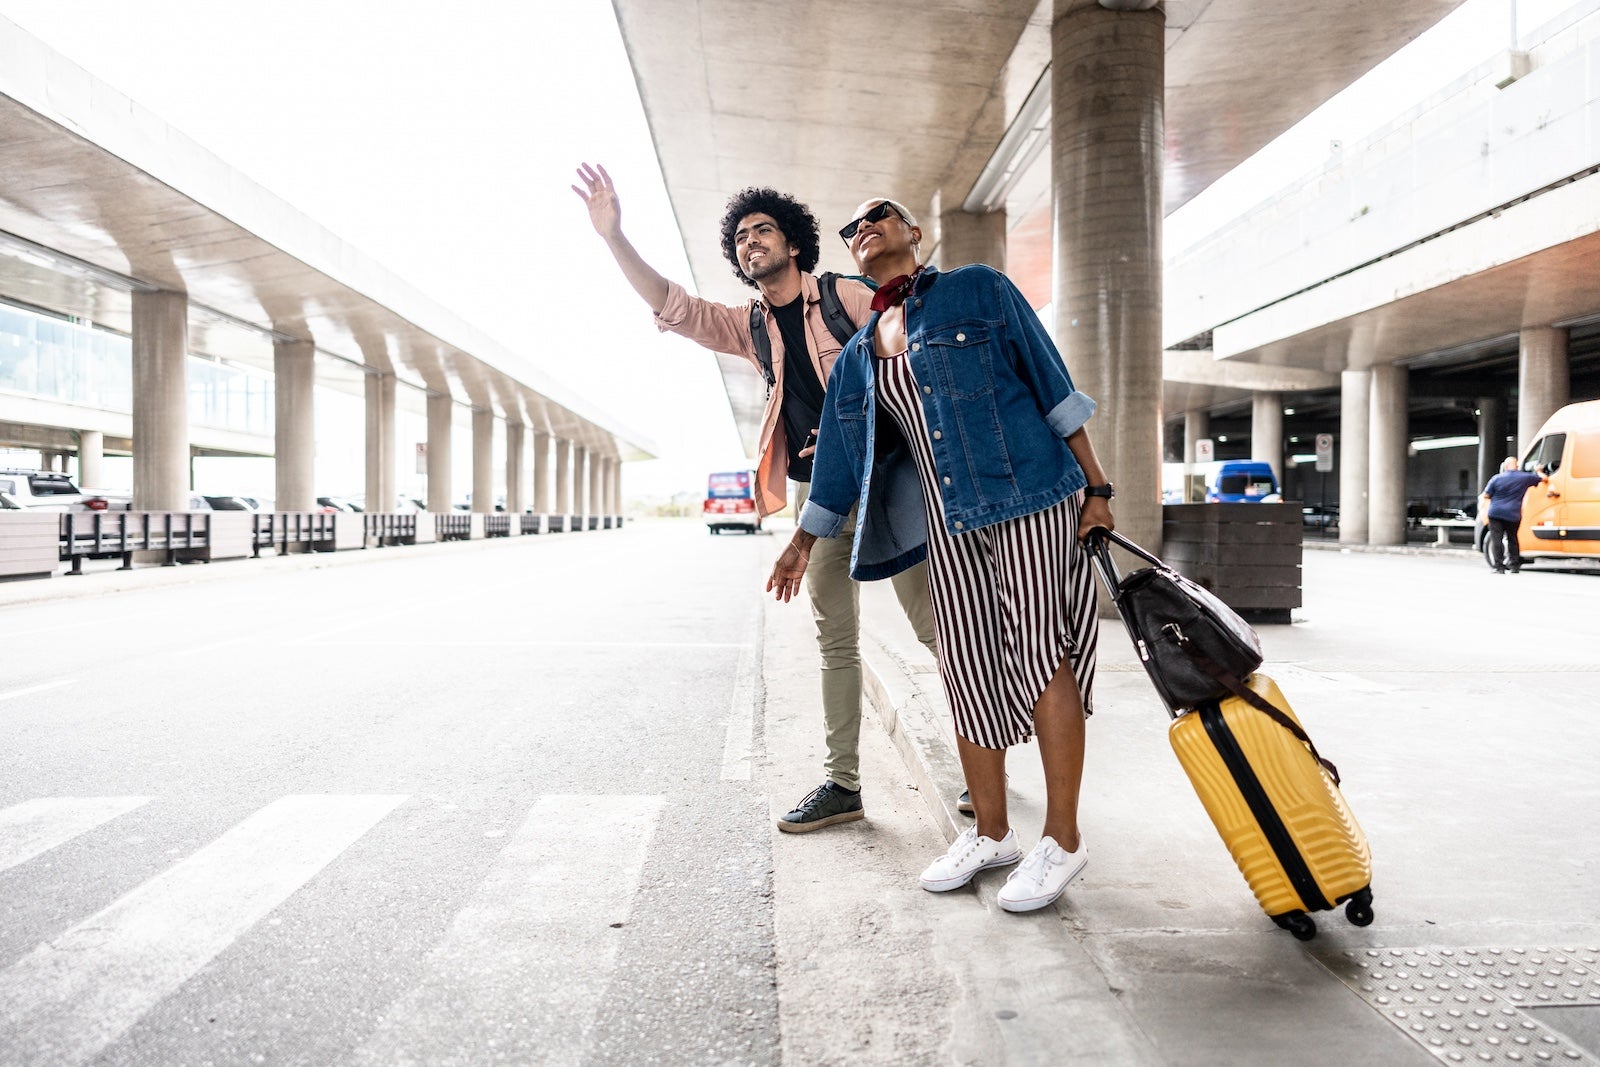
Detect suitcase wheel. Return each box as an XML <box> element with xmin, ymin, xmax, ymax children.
<box><xmin>1273</xmin><ymin>912</ymin><xmax>1317</xmax><ymax>941</ymax></box>
<box><xmin>1344</xmin><ymin>887</ymin><xmax>1375</xmax><ymax>928</ymax></box>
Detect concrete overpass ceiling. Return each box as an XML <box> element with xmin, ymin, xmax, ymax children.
<box><xmin>0</xmin><ymin>18</ymin><xmax>653</xmax><ymax>459</ymax></box>
<box><xmin>614</xmin><ymin>0</ymin><xmax>1467</xmax><ymax>450</ymax></box>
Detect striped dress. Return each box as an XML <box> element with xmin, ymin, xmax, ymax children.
<box><xmin>876</xmin><ymin>351</ymin><xmax>1098</xmax><ymax>749</ymax></box>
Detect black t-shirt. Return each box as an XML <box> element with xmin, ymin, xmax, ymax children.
<box><xmin>771</xmin><ymin>295</ymin><xmax>826</xmax><ymax>482</ymax></box>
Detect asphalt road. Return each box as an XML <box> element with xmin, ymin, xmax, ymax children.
<box><xmin>0</xmin><ymin>521</ymin><xmax>797</xmax><ymax>1067</ymax></box>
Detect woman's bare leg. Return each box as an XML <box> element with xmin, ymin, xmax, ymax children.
<box><xmin>1033</xmin><ymin>654</ymin><xmax>1086</xmax><ymax>851</ymax></box>
<box><xmin>954</xmin><ymin>737</ymin><xmax>1009</xmax><ymax>841</ymax></box>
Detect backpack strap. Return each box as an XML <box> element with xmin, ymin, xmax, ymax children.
<box><xmin>748</xmin><ymin>301</ymin><xmax>776</xmax><ymax>398</ymax></box>
<box><xmin>816</xmin><ymin>272</ymin><xmax>860</xmax><ymax>347</ymax></box>
<box><xmin>747</xmin><ymin>273</ymin><xmax>863</xmax><ymax>400</ymax></box>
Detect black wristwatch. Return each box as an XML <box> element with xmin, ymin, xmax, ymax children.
<box><xmin>1084</xmin><ymin>483</ymin><xmax>1115</xmax><ymax>499</ymax></box>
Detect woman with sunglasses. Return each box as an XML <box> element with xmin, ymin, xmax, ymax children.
<box><xmin>767</xmin><ymin>197</ymin><xmax>1114</xmax><ymax>913</ymax></box>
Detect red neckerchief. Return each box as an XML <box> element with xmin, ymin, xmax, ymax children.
<box><xmin>870</xmin><ymin>267</ymin><xmax>924</xmax><ymax>314</ymax></box>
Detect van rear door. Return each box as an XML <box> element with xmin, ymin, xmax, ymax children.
<box><xmin>1557</xmin><ymin>430</ymin><xmax>1600</xmax><ymax>549</ymax></box>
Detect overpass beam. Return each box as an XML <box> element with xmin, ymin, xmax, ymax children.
<box><xmin>505</xmin><ymin>421</ymin><xmax>526</xmax><ymax>515</ymax></box>
<box><xmin>937</xmin><ymin>208</ymin><xmax>1006</xmax><ymax>271</ymax></box>
<box><xmin>1051</xmin><ymin>0</ymin><xmax>1165</xmax><ymax>555</ymax></box>
<box><xmin>1339</xmin><ymin>370</ymin><xmax>1371</xmax><ymax>545</ymax></box>
<box><xmin>1369</xmin><ymin>365</ymin><xmax>1409</xmax><ymax>546</ymax></box>
<box><xmin>471</xmin><ymin>408</ymin><xmax>494</xmax><ymax>514</ymax></box>
<box><xmin>426</xmin><ymin>393</ymin><xmax>453</xmax><ymax>513</ymax></box>
<box><xmin>1251</xmin><ymin>392</ymin><xmax>1284</xmax><ymax>488</ymax></box>
<box><xmin>131</xmin><ymin>291</ymin><xmax>191</xmax><ymax>511</ymax></box>
<box><xmin>273</xmin><ymin>339</ymin><xmax>316</xmax><ymax>512</ymax></box>
<box><xmin>1517</xmin><ymin>327</ymin><xmax>1569</xmax><ymax>456</ymax></box>
<box><xmin>364</xmin><ymin>371</ymin><xmax>395</xmax><ymax>515</ymax></box>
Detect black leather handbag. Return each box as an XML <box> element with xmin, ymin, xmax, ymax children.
<box><xmin>1084</xmin><ymin>529</ymin><xmax>1264</xmax><ymax>714</ymax></box>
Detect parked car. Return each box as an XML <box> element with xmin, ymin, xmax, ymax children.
<box><xmin>77</xmin><ymin>489</ymin><xmax>213</xmax><ymax>512</ymax></box>
<box><xmin>1498</xmin><ymin>398</ymin><xmax>1600</xmax><ymax>568</ymax></box>
<box><xmin>0</xmin><ymin>468</ymin><xmax>85</xmax><ymax>511</ymax></box>
<box><xmin>316</xmin><ymin>496</ymin><xmax>362</xmax><ymax>513</ymax></box>
<box><xmin>1301</xmin><ymin>504</ymin><xmax>1340</xmax><ymax>529</ymax></box>
<box><xmin>1206</xmin><ymin>460</ymin><xmax>1279</xmax><ymax>503</ymax></box>
<box><xmin>203</xmin><ymin>495</ymin><xmax>256</xmax><ymax>511</ymax></box>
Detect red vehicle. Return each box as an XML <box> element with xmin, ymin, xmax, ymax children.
<box><xmin>704</xmin><ymin>470</ymin><xmax>761</xmax><ymax>535</ymax></box>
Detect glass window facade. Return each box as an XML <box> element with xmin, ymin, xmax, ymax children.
<box><xmin>0</xmin><ymin>300</ymin><xmax>272</xmax><ymax>435</ymax></box>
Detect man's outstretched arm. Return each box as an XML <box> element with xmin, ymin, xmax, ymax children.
<box><xmin>573</xmin><ymin>162</ymin><xmax>669</xmax><ymax>313</ymax></box>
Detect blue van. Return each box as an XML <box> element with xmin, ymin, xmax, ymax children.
<box><xmin>1206</xmin><ymin>461</ymin><xmax>1279</xmax><ymax>503</ymax></box>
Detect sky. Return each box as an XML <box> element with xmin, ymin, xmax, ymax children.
<box><xmin>0</xmin><ymin>0</ymin><xmax>1578</xmax><ymax>501</ymax></box>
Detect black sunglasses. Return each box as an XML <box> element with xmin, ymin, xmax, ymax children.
<box><xmin>839</xmin><ymin>201</ymin><xmax>904</xmax><ymax>243</ymax></box>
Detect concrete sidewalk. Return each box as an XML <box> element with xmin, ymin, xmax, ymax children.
<box><xmin>859</xmin><ymin>543</ymin><xmax>1600</xmax><ymax>1064</ymax></box>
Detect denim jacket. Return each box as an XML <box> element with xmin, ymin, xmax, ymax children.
<box><xmin>798</xmin><ymin>264</ymin><xmax>1096</xmax><ymax>581</ymax></box>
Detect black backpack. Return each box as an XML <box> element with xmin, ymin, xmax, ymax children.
<box><xmin>748</xmin><ymin>272</ymin><xmax>861</xmax><ymax>398</ymax></box>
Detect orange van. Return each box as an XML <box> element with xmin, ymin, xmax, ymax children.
<box><xmin>1507</xmin><ymin>400</ymin><xmax>1600</xmax><ymax>565</ymax></box>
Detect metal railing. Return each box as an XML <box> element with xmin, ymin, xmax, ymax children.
<box><xmin>520</xmin><ymin>513</ymin><xmax>542</xmax><ymax>534</ymax></box>
<box><xmin>484</xmin><ymin>514</ymin><xmax>511</xmax><ymax>538</ymax></box>
<box><xmin>436</xmin><ymin>513</ymin><xmax>472</xmax><ymax>541</ymax></box>
<box><xmin>252</xmin><ymin>512</ymin><xmax>338</xmax><ymax>556</ymax></box>
<box><xmin>59</xmin><ymin>511</ymin><xmax>208</xmax><ymax>573</ymax></box>
<box><xmin>365</xmin><ymin>513</ymin><xmax>417</xmax><ymax>545</ymax></box>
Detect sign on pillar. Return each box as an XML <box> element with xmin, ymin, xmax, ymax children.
<box><xmin>1315</xmin><ymin>433</ymin><xmax>1334</xmax><ymax>473</ymax></box>
<box><xmin>415</xmin><ymin>443</ymin><xmax>427</xmax><ymax>476</ymax></box>
<box><xmin>1195</xmin><ymin>438</ymin><xmax>1215</xmax><ymax>463</ymax></box>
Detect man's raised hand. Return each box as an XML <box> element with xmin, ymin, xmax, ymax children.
<box><xmin>572</xmin><ymin>163</ymin><xmax>622</xmax><ymax>240</ymax></box>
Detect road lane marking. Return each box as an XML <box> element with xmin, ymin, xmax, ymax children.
<box><xmin>722</xmin><ymin>642</ymin><xmax>758</xmax><ymax>781</ymax></box>
<box><xmin>0</xmin><ymin>680</ymin><xmax>74</xmax><ymax>703</ymax></box>
<box><xmin>0</xmin><ymin>797</ymin><xmax>153</xmax><ymax>875</ymax></box>
<box><xmin>348</xmin><ymin>794</ymin><xmax>664</xmax><ymax>1067</ymax></box>
<box><xmin>0</xmin><ymin>793</ymin><xmax>406</xmax><ymax>1067</ymax></box>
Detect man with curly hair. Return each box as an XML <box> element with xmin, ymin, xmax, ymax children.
<box><xmin>574</xmin><ymin>162</ymin><xmax>937</xmax><ymax>833</ymax></box>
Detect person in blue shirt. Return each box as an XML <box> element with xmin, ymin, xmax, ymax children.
<box><xmin>766</xmin><ymin>197</ymin><xmax>1114</xmax><ymax>913</ymax></box>
<box><xmin>1479</xmin><ymin>457</ymin><xmax>1547</xmax><ymax>573</ymax></box>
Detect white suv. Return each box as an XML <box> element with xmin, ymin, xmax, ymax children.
<box><xmin>0</xmin><ymin>469</ymin><xmax>85</xmax><ymax>511</ymax></box>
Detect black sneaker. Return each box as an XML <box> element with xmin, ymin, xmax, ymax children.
<box><xmin>777</xmin><ymin>781</ymin><xmax>864</xmax><ymax>833</ymax></box>
<box><xmin>957</xmin><ymin>790</ymin><xmax>974</xmax><ymax>815</ymax></box>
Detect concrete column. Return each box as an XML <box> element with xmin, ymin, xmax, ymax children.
<box><xmin>364</xmin><ymin>371</ymin><xmax>395</xmax><ymax>513</ymax></box>
<box><xmin>613</xmin><ymin>459</ymin><xmax>623</xmax><ymax>515</ymax></box>
<box><xmin>1052</xmin><ymin>0</ymin><xmax>1165</xmax><ymax>556</ymax></box>
<box><xmin>1476</xmin><ymin>396</ymin><xmax>1504</xmax><ymax>492</ymax></box>
<box><xmin>589</xmin><ymin>452</ymin><xmax>604</xmax><ymax>523</ymax></box>
<box><xmin>573</xmin><ymin>446</ymin><xmax>589</xmax><ymax>520</ymax></box>
<box><xmin>1182</xmin><ymin>410</ymin><xmax>1209</xmax><ymax>464</ymax></box>
<box><xmin>1368</xmin><ymin>365</ymin><xmax>1409</xmax><ymax>546</ymax></box>
<box><xmin>1516</xmin><ymin>326</ymin><xmax>1569</xmax><ymax>456</ymax></box>
<box><xmin>937</xmin><ymin>208</ymin><xmax>1007</xmax><ymax>271</ymax></box>
<box><xmin>131</xmin><ymin>290</ymin><xmax>190</xmax><ymax>511</ymax></box>
<box><xmin>272</xmin><ymin>339</ymin><xmax>316</xmax><ymax>512</ymax></box>
<box><xmin>505</xmin><ymin>422</ymin><xmax>525</xmax><ymax>514</ymax></box>
<box><xmin>471</xmin><ymin>409</ymin><xmax>494</xmax><ymax>513</ymax></box>
<box><xmin>77</xmin><ymin>431</ymin><xmax>104</xmax><ymax>488</ymax></box>
<box><xmin>533</xmin><ymin>431</ymin><xmax>552</xmax><ymax>513</ymax></box>
<box><xmin>1339</xmin><ymin>370</ymin><xmax>1371</xmax><ymax>544</ymax></box>
<box><xmin>555</xmin><ymin>437</ymin><xmax>573</xmax><ymax>514</ymax></box>
<box><xmin>1251</xmin><ymin>391</ymin><xmax>1284</xmax><ymax>487</ymax></box>
<box><xmin>426</xmin><ymin>393</ymin><xmax>453</xmax><ymax>513</ymax></box>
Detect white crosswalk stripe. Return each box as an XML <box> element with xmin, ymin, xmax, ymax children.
<box><xmin>348</xmin><ymin>794</ymin><xmax>665</xmax><ymax>1067</ymax></box>
<box><xmin>0</xmin><ymin>797</ymin><xmax>152</xmax><ymax>875</ymax></box>
<box><xmin>0</xmin><ymin>794</ymin><xmax>406</xmax><ymax>1067</ymax></box>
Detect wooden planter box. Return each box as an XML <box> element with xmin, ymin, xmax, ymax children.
<box><xmin>1161</xmin><ymin>502</ymin><xmax>1303</xmax><ymax>622</ymax></box>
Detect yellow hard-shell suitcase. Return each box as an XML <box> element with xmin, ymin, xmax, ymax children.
<box><xmin>1169</xmin><ymin>672</ymin><xmax>1373</xmax><ymax>940</ymax></box>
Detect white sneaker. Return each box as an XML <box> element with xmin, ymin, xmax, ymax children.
<box><xmin>997</xmin><ymin>836</ymin><xmax>1087</xmax><ymax>912</ymax></box>
<box><xmin>919</xmin><ymin>826</ymin><xmax>1022</xmax><ymax>892</ymax></box>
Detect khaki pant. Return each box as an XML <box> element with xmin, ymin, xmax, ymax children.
<box><xmin>794</xmin><ymin>481</ymin><xmax>937</xmax><ymax>791</ymax></box>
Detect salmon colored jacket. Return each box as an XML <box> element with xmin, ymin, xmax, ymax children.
<box><xmin>653</xmin><ymin>272</ymin><xmax>874</xmax><ymax>517</ymax></box>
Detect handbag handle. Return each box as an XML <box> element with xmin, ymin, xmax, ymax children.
<box><xmin>1084</xmin><ymin>527</ymin><xmax>1165</xmax><ymax>569</ymax></box>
